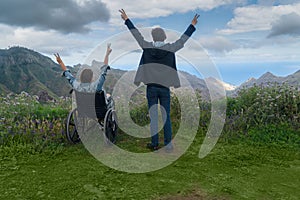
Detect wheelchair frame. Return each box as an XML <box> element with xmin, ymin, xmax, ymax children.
<box><xmin>65</xmin><ymin>90</ymin><xmax>118</xmax><ymax>144</ymax></box>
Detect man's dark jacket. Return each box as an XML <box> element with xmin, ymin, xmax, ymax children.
<box><xmin>124</xmin><ymin>19</ymin><xmax>196</xmax><ymax>88</ymax></box>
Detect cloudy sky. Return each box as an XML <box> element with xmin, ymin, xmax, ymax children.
<box><xmin>0</xmin><ymin>0</ymin><xmax>300</xmax><ymax>85</ymax></box>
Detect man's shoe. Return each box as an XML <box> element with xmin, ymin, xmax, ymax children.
<box><xmin>165</xmin><ymin>144</ymin><xmax>174</xmax><ymax>153</ymax></box>
<box><xmin>146</xmin><ymin>143</ymin><xmax>159</xmax><ymax>151</ymax></box>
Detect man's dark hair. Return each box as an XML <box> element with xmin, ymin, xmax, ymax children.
<box><xmin>80</xmin><ymin>69</ymin><xmax>93</xmax><ymax>83</ymax></box>
<box><xmin>151</xmin><ymin>27</ymin><xmax>167</xmax><ymax>42</ymax></box>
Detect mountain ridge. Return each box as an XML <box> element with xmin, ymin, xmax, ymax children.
<box><xmin>238</xmin><ymin>70</ymin><xmax>300</xmax><ymax>90</ymax></box>
<box><xmin>0</xmin><ymin>47</ymin><xmax>299</xmax><ymax>99</ymax></box>
<box><xmin>0</xmin><ymin>47</ymin><xmax>71</xmax><ymax>97</ymax></box>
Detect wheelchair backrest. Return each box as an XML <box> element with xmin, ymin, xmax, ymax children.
<box><xmin>74</xmin><ymin>90</ymin><xmax>107</xmax><ymax>119</ymax></box>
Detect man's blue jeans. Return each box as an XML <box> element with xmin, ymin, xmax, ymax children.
<box><xmin>146</xmin><ymin>85</ymin><xmax>172</xmax><ymax>147</ymax></box>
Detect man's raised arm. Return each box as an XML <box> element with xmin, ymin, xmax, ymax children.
<box><xmin>119</xmin><ymin>9</ymin><xmax>149</xmax><ymax>49</ymax></box>
<box><xmin>168</xmin><ymin>14</ymin><xmax>199</xmax><ymax>52</ymax></box>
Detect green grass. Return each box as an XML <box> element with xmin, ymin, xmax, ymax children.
<box><xmin>0</xmin><ymin>140</ymin><xmax>299</xmax><ymax>200</ymax></box>
<box><xmin>0</xmin><ymin>85</ymin><xmax>299</xmax><ymax>199</ymax></box>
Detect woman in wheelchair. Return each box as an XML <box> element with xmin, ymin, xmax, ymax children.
<box><xmin>54</xmin><ymin>44</ymin><xmax>117</xmax><ymax>144</ymax></box>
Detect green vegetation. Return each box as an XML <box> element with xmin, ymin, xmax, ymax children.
<box><xmin>1</xmin><ymin>140</ymin><xmax>299</xmax><ymax>199</ymax></box>
<box><xmin>223</xmin><ymin>84</ymin><xmax>300</xmax><ymax>147</ymax></box>
<box><xmin>0</xmin><ymin>92</ymin><xmax>69</xmax><ymax>146</ymax></box>
<box><xmin>0</xmin><ymin>84</ymin><xmax>299</xmax><ymax>199</ymax></box>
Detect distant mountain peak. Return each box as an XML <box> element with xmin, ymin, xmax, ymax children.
<box><xmin>91</xmin><ymin>60</ymin><xmax>104</xmax><ymax>66</ymax></box>
<box><xmin>260</xmin><ymin>72</ymin><xmax>276</xmax><ymax>78</ymax></box>
<box><xmin>233</xmin><ymin>68</ymin><xmax>300</xmax><ymax>96</ymax></box>
<box><xmin>205</xmin><ymin>77</ymin><xmax>237</xmax><ymax>91</ymax></box>
<box><xmin>256</xmin><ymin>72</ymin><xmax>280</xmax><ymax>84</ymax></box>
<box><xmin>0</xmin><ymin>46</ymin><xmax>55</xmax><ymax>67</ymax></box>
<box><xmin>246</xmin><ymin>77</ymin><xmax>256</xmax><ymax>83</ymax></box>
<box><xmin>0</xmin><ymin>47</ymin><xmax>69</xmax><ymax>97</ymax></box>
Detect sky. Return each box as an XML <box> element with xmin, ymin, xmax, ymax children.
<box><xmin>0</xmin><ymin>0</ymin><xmax>300</xmax><ymax>85</ymax></box>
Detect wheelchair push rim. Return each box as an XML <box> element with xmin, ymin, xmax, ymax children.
<box><xmin>103</xmin><ymin>109</ymin><xmax>118</xmax><ymax>144</ymax></box>
<box><xmin>65</xmin><ymin>108</ymin><xmax>81</xmax><ymax>144</ymax></box>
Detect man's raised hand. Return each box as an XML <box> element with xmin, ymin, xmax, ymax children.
<box><xmin>191</xmin><ymin>14</ymin><xmax>200</xmax><ymax>26</ymax></box>
<box><xmin>119</xmin><ymin>9</ymin><xmax>128</xmax><ymax>21</ymax></box>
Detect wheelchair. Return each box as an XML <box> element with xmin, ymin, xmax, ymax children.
<box><xmin>65</xmin><ymin>89</ymin><xmax>118</xmax><ymax>144</ymax></box>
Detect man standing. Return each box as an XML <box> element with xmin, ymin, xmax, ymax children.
<box><xmin>119</xmin><ymin>9</ymin><xmax>199</xmax><ymax>151</ymax></box>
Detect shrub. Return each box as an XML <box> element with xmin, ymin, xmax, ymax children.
<box><xmin>0</xmin><ymin>92</ymin><xmax>71</xmax><ymax>146</ymax></box>
<box><xmin>225</xmin><ymin>84</ymin><xmax>300</xmax><ymax>132</ymax></box>
<box><xmin>1</xmin><ymin>83</ymin><xmax>299</xmax><ymax>149</ymax></box>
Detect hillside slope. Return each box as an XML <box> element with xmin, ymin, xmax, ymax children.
<box><xmin>0</xmin><ymin>47</ymin><xmax>71</xmax><ymax>97</ymax></box>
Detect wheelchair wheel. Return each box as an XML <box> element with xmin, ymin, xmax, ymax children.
<box><xmin>104</xmin><ymin>109</ymin><xmax>118</xmax><ymax>144</ymax></box>
<box><xmin>66</xmin><ymin>108</ymin><xmax>80</xmax><ymax>144</ymax></box>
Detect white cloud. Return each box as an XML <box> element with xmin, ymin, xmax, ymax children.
<box><xmin>0</xmin><ymin>24</ymin><xmax>94</xmax><ymax>64</ymax></box>
<box><xmin>101</xmin><ymin>0</ymin><xmax>246</xmax><ymax>26</ymax></box>
<box><xmin>212</xmin><ymin>41</ymin><xmax>300</xmax><ymax>64</ymax></box>
<box><xmin>199</xmin><ymin>36</ymin><xmax>239</xmax><ymax>53</ymax></box>
<box><xmin>218</xmin><ymin>3</ymin><xmax>300</xmax><ymax>35</ymax></box>
<box><xmin>268</xmin><ymin>12</ymin><xmax>300</xmax><ymax>37</ymax></box>
<box><xmin>0</xmin><ymin>0</ymin><xmax>110</xmax><ymax>34</ymax></box>
<box><xmin>2</xmin><ymin>0</ymin><xmax>299</xmax><ymax>68</ymax></box>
